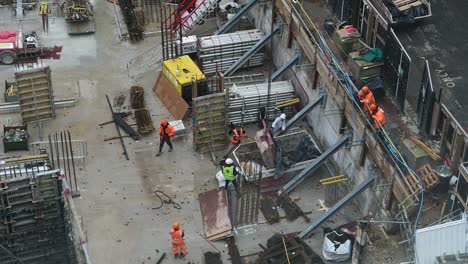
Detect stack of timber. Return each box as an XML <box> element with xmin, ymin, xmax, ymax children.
<box><xmin>393</xmin><ymin>0</ymin><xmax>423</xmax><ymax>11</ymax></box>
<box><xmin>198</xmin><ymin>30</ymin><xmax>265</xmax><ymax>75</ymax></box>
<box><xmin>228</xmin><ymin>81</ymin><xmax>295</xmax><ymax>124</ymax></box>
<box><xmin>15</xmin><ymin>67</ymin><xmax>55</xmax><ymax>123</ymax></box>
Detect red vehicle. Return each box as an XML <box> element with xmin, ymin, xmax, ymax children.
<box><xmin>0</xmin><ymin>31</ymin><xmax>41</xmax><ymax>65</ymax></box>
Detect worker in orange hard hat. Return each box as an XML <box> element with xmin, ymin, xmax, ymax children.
<box><xmin>170</xmin><ymin>221</ymin><xmax>186</xmax><ymax>258</ymax></box>
<box><xmin>369</xmin><ymin>104</ymin><xmax>386</xmax><ymax>129</ymax></box>
<box><xmin>358</xmin><ymin>86</ymin><xmax>375</xmax><ymax>114</ymax></box>
<box><xmin>156</xmin><ymin>119</ymin><xmax>176</xmax><ymax>157</ymax></box>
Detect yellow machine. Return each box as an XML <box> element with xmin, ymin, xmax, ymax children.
<box><xmin>162</xmin><ymin>55</ymin><xmax>208</xmax><ymax>103</ymax></box>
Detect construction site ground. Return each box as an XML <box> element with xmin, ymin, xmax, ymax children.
<box><xmin>0</xmin><ymin>1</ymin><xmax>408</xmax><ymax>263</ymax></box>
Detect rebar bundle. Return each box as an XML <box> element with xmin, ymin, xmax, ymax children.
<box><xmin>130</xmin><ymin>86</ymin><xmax>145</xmax><ymax>109</ymax></box>
<box><xmin>198</xmin><ymin>30</ymin><xmax>265</xmax><ymax>75</ymax></box>
<box><xmin>118</xmin><ymin>0</ymin><xmax>144</xmax><ymax>40</ymax></box>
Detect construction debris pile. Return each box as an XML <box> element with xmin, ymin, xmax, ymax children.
<box><xmin>3</xmin><ymin>128</ymin><xmax>28</xmax><ymax>142</ymax></box>
<box><xmin>228</xmin><ymin>81</ymin><xmax>295</xmax><ymax>124</ymax></box>
<box><xmin>198</xmin><ymin>30</ymin><xmax>265</xmax><ymax>75</ymax></box>
<box><xmin>275</xmin><ymin>135</ymin><xmax>321</xmax><ymax>177</ymax></box>
<box><xmin>65</xmin><ymin>0</ymin><xmax>92</xmax><ymax>22</ymax></box>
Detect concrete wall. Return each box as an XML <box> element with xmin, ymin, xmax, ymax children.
<box><xmin>248</xmin><ymin>3</ymin><xmax>391</xmax><ymax>219</ymax></box>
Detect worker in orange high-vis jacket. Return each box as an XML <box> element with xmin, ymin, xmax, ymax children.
<box><xmin>156</xmin><ymin>119</ymin><xmax>176</xmax><ymax>156</ymax></box>
<box><xmin>224</xmin><ymin>125</ymin><xmax>248</xmax><ymax>158</ymax></box>
<box><xmin>358</xmin><ymin>86</ymin><xmax>375</xmax><ymax>113</ymax></box>
<box><xmin>369</xmin><ymin>104</ymin><xmax>386</xmax><ymax>129</ymax></box>
<box><xmin>170</xmin><ymin>222</ymin><xmax>186</xmax><ymax>258</ymax></box>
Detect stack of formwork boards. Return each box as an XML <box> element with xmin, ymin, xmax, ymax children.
<box><xmin>198</xmin><ymin>29</ymin><xmax>265</xmax><ymax>75</ymax></box>
<box><xmin>228</xmin><ymin>81</ymin><xmax>295</xmax><ymax>125</ymax></box>
<box><xmin>15</xmin><ymin>67</ymin><xmax>55</xmax><ymax>123</ymax></box>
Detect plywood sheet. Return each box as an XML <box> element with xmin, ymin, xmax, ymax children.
<box><xmin>153</xmin><ymin>71</ymin><xmax>188</xmax><ymax>120</ymax></box>
<box><xmin>198</xmin><ymin>188</ymin><xmax>232</xmax><ymax>240</ymax></box>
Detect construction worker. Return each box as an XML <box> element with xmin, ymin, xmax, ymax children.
<box><xmin>156</xmin><ymin>120</ymin><xmax>176</xmax><ymax>156</ymax></box>
<box><xmin>369</xmin><ymin>104</ymin><xmax>386</xmax><ymax>129</ymax></box>
<box><xmin>224</xmin><ymin>125</ymin><xmax>248</xmax><ymax>158</ymax></box>
<box><xmin>39</xmin><ymin>2</ymin><xmax>51</xmax><ymax>32</ymax></box>
<box><xmin>170</xmin><ymin>222</ymin><xmax>186</xmax><ymax>258</ymax></box>
<box><xmin>272</xmin><ymin>113</ymin><xmax>287</xmax><ymax>134</ymax></box>
<box><xmin>223</xmin><ymin>158</ymin><xmax>239</xmax><ymax>190</ymax></box>
<box><xmin>358</xmin><ymin>86</ymin><xmax>375</xmax><ymax>113</ymax></box>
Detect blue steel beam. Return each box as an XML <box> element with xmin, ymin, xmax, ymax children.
<box><xmin>271</xmin><ymin>54</ymin><xmax>300</xmax><ymax>81</ymax></box>
<box><xmin>277</xmin><ymin>134</ymin><xmax>350</xmax><ymax>195</ymax></box>
<box><xmin>275</xmin><ymin>94</ymin><xmax>324</xmax><ymax>136</ymax></box>
<box><xmin>215</xmin><ymin>0</ymin><xmax>259</xmax><ymax>35</ymax></box>
<box><xmin>298</xmin><ymin>176</ymin><xmax>375</xmax><ymax>239</ymax></box>
<box><xmin>224</xmin><ymin>27</ymin><xmax>280</xmax><ymax>76</ymax></box>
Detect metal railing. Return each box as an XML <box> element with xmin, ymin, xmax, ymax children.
<box><xmin>0</xmin><ymin>2</ymin><xmax>60</xmax><ymax>22</ymax></box>
<box><xmin>127</xmin><ymin>42</ymin><xmax>163</xmax><ymax>79</ymax></box>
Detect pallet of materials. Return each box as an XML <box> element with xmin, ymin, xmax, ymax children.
<box><xmin>15</xmin><ymin>67</ymin><xmax>55</xmax><ymax>123</ymax></box>
<box><xmin>198</xmin><ymin>30</ymin><xmax>265</xmax><ymax>75</ymax></box>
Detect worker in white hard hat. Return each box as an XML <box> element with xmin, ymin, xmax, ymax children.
<box><xmin>272</xmin><ymin>113</ymin><xmax>287</xmax><ymax>134</ymax></box>
<box><xmin>222</xmin><ymin>158</ymin><xmax>239</xmax><ymax>190</ymax></box>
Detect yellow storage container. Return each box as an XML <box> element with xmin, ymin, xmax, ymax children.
<box><xmin>162</xmin><ymin>55</ymin><xmax>208</xmax><ymax>103</ymax></box>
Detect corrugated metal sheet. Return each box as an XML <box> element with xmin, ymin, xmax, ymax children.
<box><xmin>415</xmin><ymin>215</ymin><xmax>468</xmax><ymax>264</ymax></box>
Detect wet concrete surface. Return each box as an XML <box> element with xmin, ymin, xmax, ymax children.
<box><xmin>0</xmin><ymin>2</ymin><xmax>386</xmax><ymax>263</ymax></box>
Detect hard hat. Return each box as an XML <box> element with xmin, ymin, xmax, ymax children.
<box><xmin>361</xmin><ymin>86</ymin><xmax>370</xmax><ymax>93</ymax></box>
<box><xmin>225</xmin><ymin>158</ymin><xmax>233</xmax><ymax>165</ymax></box>
<box><xmin>369</xmin><ymin>104</ymin><xmax>377</xmax><ymax>112</ymax></box>
<box><xmin>280</xmin><ymin>113</ymin><xmax>286</xmax><ymax>119</ymax></box>
<box><xmin>161</xmin><ymin>119</ymin><xmax>168</xmax><ymax>125</ymax></box>
<box><xmin>173</xmin><ymin>221</ymin><xmax>180</xmax><ymax>229</ymax></box>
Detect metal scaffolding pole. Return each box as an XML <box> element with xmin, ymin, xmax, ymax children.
<box><xmin>278</xmin><ymin>134</ymin><xmax>350</xmax><ymax>195</ymax></box>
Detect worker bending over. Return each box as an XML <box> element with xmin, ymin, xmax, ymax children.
<box><xmin>358</xmin><ymin>86</ymin><xmax>375</xmax><ymax>113</ymax></box>
<box><xmin>156</xmin><ymin>119</ymin><xmax>176</xmax><ymax>156</ymax></box>
<box><xmin>272</xmin><ymin>113</ymin><xmax>287</xmax><ymax>134</ymax></box>
<box><xmin>223</xmin><ymin>158</ymin><xmax>239</xmax><ymax>190</ymax></box>
<box><xmin>369</xmin><ymin>104</ymin><xmax>386</xmax><ymax>129</ymax></box>
<box><xmin>224</xmin><ymin>125</ymin><xmax>248</xmax><ymax>158</ymax></box>
<box><xmin>170</xmin><ymin>222</ymin><xmax>186</xmax><ymax>258</ymax></box>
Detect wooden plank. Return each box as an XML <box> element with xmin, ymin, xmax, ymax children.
<box><xmin>399</xmin><ymin>1</ymin><xmax>422</xmax><ymax>11</ymax></box>
<box><xmin>199</xmin><ymin>188</ymin><xmax>232</xmax><ymax>239</ymax></box>
<box><xmin>152</xmin><ymin>71</ymin><xmax>188</xmax><ymax>120</ymax></box>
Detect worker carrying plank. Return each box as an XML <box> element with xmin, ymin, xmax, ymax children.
<box><xmin>224</xmin><ymin>125</ymin><xmax>248</xmax><ymax>158</ymax></box>
<box><xmin>156</xmin><ymin>119</ymin><xmax>176</xmax><ymax>156</ymax></box>
<box><xmin>272</xmin><ymin>113</ymin><xmax>287</xmax><ymax>134</ymax></box>
<box><xmin>369</xmin><ymin>104</ymin><xmax>386</xmax><ymax>129</ymax></box>
<box><xmin>358</xmin><ymin>86</ymin><xmax>375</xmax><ymax>114</ymax></box>
<box><xmin>170</xmin><ymin>222</ymin><xmax>186</xmax><ymax>258</ymax></box>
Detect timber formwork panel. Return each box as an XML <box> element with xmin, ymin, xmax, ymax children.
<box><xmin>0</xmin><ymin>172</ymin><xmax>72</xmax><ymax>264</ymax></box>
<box><xmin>15</xmin><ymin>67</ymin><xmax>55</xmax><ymax>124</ymax></box>
<box><xmin>193</xmin><ymin>93</ymin><xmax>228</xmax><ymax>153</ymax></box>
